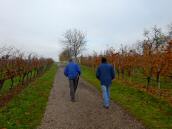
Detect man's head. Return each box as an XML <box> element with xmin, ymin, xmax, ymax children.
<box><xmin>101</xmin><ymin>57</ymin><xmax>107</xmax><ymax>63</ymax></box>
<box><xmin>69</xmin><ymin>58</ymin><xmax>73</xmax><ymax>62</ymax></box>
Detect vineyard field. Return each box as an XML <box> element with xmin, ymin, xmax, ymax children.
<box><xmin>81</xmin><ymin>65</ymin><xmax>172</xmax><ymax>129</ymax></box>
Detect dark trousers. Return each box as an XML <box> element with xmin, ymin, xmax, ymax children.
<box><xmin>69</xmin><ymin>76</ymin><xmax>79</xmax><ymax>100</ymax></box>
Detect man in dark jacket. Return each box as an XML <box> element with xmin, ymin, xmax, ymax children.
<box><xmin>96</xmin><ymin>57</ymin><xmax>115</xmax><ymax>109</ymax></box>
<box><xmin>64</xmin><ymin>59</ymin><xmax>81</xmax><ymax>102</ymax></box>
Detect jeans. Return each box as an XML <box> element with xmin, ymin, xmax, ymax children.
<box><xmin>101</xmin><ymin>85</ymin><xmax>110</xmax><ymax>107</ymax></box>
<box><xmin>69</xmin><ymin>77</ymin><xmax>79</xmax><ymax>100</ymax></box>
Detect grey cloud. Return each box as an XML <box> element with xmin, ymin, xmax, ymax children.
<box><xmin>0</xmin><ymin>0</ymin><xmax>172</xmax><ymax>61</ymax></box>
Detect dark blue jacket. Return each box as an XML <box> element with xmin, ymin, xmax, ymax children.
<box><xmin>64</xmin><ymin>61</ymin><xmax>81</xmax><ymax>79</ymax></box>
<box><xmin>96</xmin><ymin>63</ymin><xmax>115</xmax><ymax>86</ymax></box>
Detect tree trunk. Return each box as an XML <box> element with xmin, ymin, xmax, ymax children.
<box><xmin>128</xmin><ymin>69</ymin><xmax>132</xmax><ymax>82</ymax></box>
<box><xmin>0</xmin><ymin>80</ymin><xmax>5</xmax><ymax>90</ymax></box>
<box><xmin>10</xmin><ymin>77</ymin><xmax>14</xmax><ymax>89</ymax></box>
<box><xmin>30</xmin><ymin>71</ymin><xmax>32</xmax><ymax>80</ymax></box>
<box><xmin>157</xmin><ymin>73</ymin><xmax>161</xmax><ymax>96</ymax></box>
<box><xmin>121</xmin><ymin>68</ymin><xmax>124</xmax><ymax>79</ymax></box>
<box><xmin>117</xmin><ymin>69</ymin><xmax>120</xmax><ymax>79</ymax></box>
<box><xmin>146</xmin><ymin>76</ymin><xmax>151</xmax><ymax>91</ymax></box>
<box><xmin>22</xmin><ymin>73</ymin><xmax>26</xmax><ymax>85</ymax></box>
<box><xmin>19</xmin><ymin>75</ymin><xmax>22</xmax><ymax>83</ymax></box>
<box><xmin>147</xmin><ymin>67</ymin><xmax>153</xmax><ymax>91</ymax></box>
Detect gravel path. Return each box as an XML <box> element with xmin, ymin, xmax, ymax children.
<box><xmin>38</xmin><ymin>67</ymin><xmax>145</xmax><ymax>129</ymax></box>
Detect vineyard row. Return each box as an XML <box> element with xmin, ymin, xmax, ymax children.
<box><xmin>0</xmin><ymin>47</ymin><xmax>53</xmax><ymax>91</ymax></box>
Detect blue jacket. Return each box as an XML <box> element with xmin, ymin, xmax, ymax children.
<box><xmin>96</xmin><ymin>63</ymin><xmax>115</xmax><ymax>86</ymax></box>
<box><xmin>64</xmin><ymin>61</ymin><xmax>81</xmax><ymax>79</ymax></box>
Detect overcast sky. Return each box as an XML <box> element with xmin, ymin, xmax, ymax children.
<box><xmin>0</xmin><ymin>0</ymin><xmax>172</xmax><ymax>61</ymax></box>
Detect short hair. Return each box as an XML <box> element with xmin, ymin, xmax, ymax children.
<box><xmin>69</xmin><ymin>58</ymin><xmax>73</xmax><ymax>62</ymax></box>
<box><xmin>101</xmin><ymin>57</ymin><xmax>107</xmax><ymax>63</ymax></box>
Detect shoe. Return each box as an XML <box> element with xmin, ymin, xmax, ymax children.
<box><xmin>103</xmin><ymin>105</ymin><xmax>109</xmax><ymax>109</ymax></box>
<box><xmin>71</xmin><ymin>98</ymin><xmax>75</xmax><ymax>102</ymax></box>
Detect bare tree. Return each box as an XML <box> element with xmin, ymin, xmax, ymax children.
<box><xmin>61</xmin><ymin>29</ymin><xmax>87</xmax><ymax>61</ymax></box>
<box><xmin>0</xmin><ymin>46</ymin><xmax>14</xmax><ymax>59</ymax></box>
<box><xmin>141</xmin><ymin>26</ymin><xmax>167</xmax><ymax>91</ymax></box>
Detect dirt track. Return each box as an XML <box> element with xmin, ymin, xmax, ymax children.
<box><xmin>38</xmin><ymin>67</ymin><xmax>145</xmax><ymax>129</ymax></box>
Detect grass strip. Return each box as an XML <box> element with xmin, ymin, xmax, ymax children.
<box><xmin>0</xmin><ymin>64</ymin><xmax>57</xmax><ymax>129</ymax></box>
<box><xmin>81</xmin><ymin>65</ymin><xmax>172</xmax><ymax>129</ymax></box>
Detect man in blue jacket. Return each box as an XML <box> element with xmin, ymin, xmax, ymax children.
<box><xmin>64</xmin><ymin>59</ymin><xmax>81</xmax><ymax>102</ymax></box>
<box><xmin>96</xmin><ymin>57</ymin><xmax>115</xmax><ymax>109</ymax></box>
